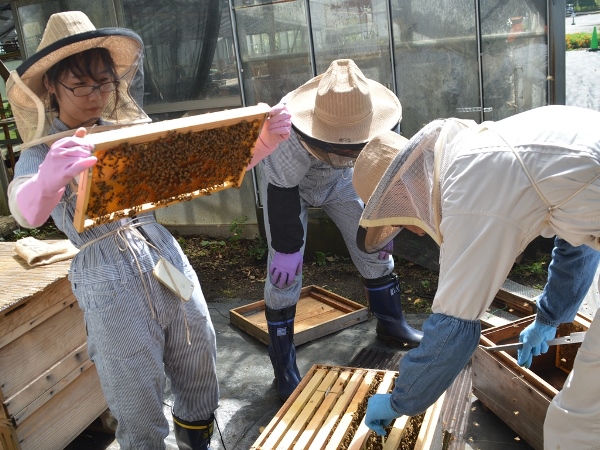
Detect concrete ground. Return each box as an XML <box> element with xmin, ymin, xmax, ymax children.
<box><xmin>67</xmin><ymin>49</ymin><xmax>600</xmax><ymax>449</ymax></box>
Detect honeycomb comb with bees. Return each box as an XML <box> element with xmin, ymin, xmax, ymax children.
<box><xmin>73</xmin><ymin>104</ymin><xmax>270</xmax><ymax>232</ymax></box>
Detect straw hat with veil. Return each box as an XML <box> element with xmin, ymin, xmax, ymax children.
<box><xmin>6</xmin><ymin>11</ymin><xmax>150</xmax><ymax>148</ymax></box>
<box><xmin>284</xmin><ymin>59</ymin><xmax>402</xmax><ymax>168</ymax></box>
<box><xmin>353</xmin><ymin>118</ymin><xmax>477</xmax><ymax>253</ymax></box>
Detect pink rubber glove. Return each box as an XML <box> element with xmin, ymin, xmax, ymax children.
<box><xmin>16</xmin><ymin>127</ymin><xmax>96</xmax><ymax>227</ymax></box>
<box><xmin>378</xmin><ymin>241</ymin><xmax>394</xmax><ymax>260</ymax></box>
<box><xmin>247</xmin><ymin>103</ymin><xmax>291</xmax><ymax>170</ymax></box>
<box><xmin>269</xmin><ymin>251</ymin><xmax>303</xmax><ymax>289</ymax></box>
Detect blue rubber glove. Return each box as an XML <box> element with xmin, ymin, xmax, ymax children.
<box><xmin>365</xmin><ymin>393</ymin><xmax>399</xmax><ymax>436</ymax></box>
<box><xmin>517</xmin><ymin>321</ymin><xmax>557</xmax><ymax>368</ymax></box>
<box><xmin>269</xmin><ymin>251</ymin><xmax>303</xmax><ymax>289</ymax></box>
<box><xmin>378</xmin><ymin>241</ymin><xmax>393</xmax><ymax>260</ymax></box>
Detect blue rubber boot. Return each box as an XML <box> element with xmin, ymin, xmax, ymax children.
<box><xmin>363</xmin><ymin>273</ymin><xmax>423</xmax><ymax>347</ymax></box>
<box><xmin>172</xmin><ymin>413</ymin><xmax>213</xmax><ymax>450</ymax></box>
<box><xmin>265</xmin><ymin>305</ymin><xmax>302</xmax><ymax>400</ymax></box>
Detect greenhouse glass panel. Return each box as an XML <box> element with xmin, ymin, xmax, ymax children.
<box><xmin>479</xmin><ymin>0</ymin><xmax>548</xmax><ymax>121</ymax></box>
<box><xmin>309</xmin><ymin>0</ymin><xmax>392</xmax><ymax>90</ymax></box>
<box><xmin>390</xmin><ymin>0</ymin><xmax>479</xmax><ymax>138</ymax></box>
<box><xmin>232</xmin><ymin>0</ymin><xmax>312</xmax><ymax>106</ymax></box>
<box><xmin>121</xmin><ymin>0</ymin><xmax>240</xmax><ymax>119</ymax></box>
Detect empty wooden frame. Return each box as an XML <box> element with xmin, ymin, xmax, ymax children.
<box><xmin>73</xmin><ymin>103</ymin><xmax>270</xmax><ymax>232</ymax></box>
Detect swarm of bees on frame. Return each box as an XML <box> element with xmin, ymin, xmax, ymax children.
<box><xmin>86</xmin><ymin>119</ymin><xmax>262</xmax><ymax>224</ymax></box>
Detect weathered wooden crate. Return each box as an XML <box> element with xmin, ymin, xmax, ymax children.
<box><xmin>472</xmin><ymin>313</ymin><xmax>591</xmax><ymax>450</ymax></box>
<box><xmin>0</xmin><ymin>242</ymin><xmax>107</xmax><ymax>450</ymax></box>
<box><xmin>73</xmin><ymin>104</ymin><xmax>269</xmax><ymax>232</ymax></box>
<box><xmin>229</xmin><ymin>285</ymin><xmax>369</xmax><ymax>346</ymax></box>
<box><xmin>251</xmin><ymin>364</ymin><xmax>445</xmax><ymax>449</ymax></box>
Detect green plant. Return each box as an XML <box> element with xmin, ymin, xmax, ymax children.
<box><xmin>315</xmin><ymin>251</ymin><xmax>327</xmax><ymax>266</ymax></box>
<box><xmin>248</xmin><ymin>235</ymin><xmax>268</xmax><ymax>261</ymax></box>
<box><xmin>229</xmin><ymin>215</ymin><xmax>248</xmax><ymax>242</ymax></box>
<box><xmin>420</xmin><ymin>279</ymin><xmax>430</xmax><ymax>289</ymax></box>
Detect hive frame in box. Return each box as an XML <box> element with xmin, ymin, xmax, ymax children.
<box><xmin>472</xmin><ymin>313</ymin><xmax>592</xmax><ymax>450</ymax></box>
<box><xmin>73</xmin><ymin>103</ymin><xmax>270</xmax><ymax>232</ymax></box>
<box><xmin>251</xmin><ymin>364</ymin><xmax>446</xmax><ymax>450</ymax></box>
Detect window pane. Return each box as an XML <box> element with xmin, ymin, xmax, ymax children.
<box><xmin>480</xmin><ymin>0</ymin><xmax>548</xmax><ymax>121</ymax></box>
<box><xmin>233</xmin><ymin>0</ymin><xmax>312</xmax><ymax>106</ymax></box>
<box><xmin>310</xmin><ymin>0</ymin><xmax>393</xmax><ymax>89</ymax></box>
<box><xmin>122</xmin><ymin>0</ymin><xmax>242</xmax><ymax>120</ymax></box>
<box><xmin>390</xmin><ymin>1</ymin><xmax>479</xmax><ymax>138</ymax></box>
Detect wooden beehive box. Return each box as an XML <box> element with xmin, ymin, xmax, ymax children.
<box><xmin>229</xmin><ymin>285</ymin><xmax>369</xmax><ymax>346</ymax></box>
<box><xmin>0</xmin><ymin>242</ymin><xmax>107</xmax><ymax>450</ymax></box>
<box><xmin>251</xmin><ymin>364</ymin><xmax>446</xmax><ymax>449</ymax></box>
<box><xmin>73</xmin><ymin>103</ymin><xmax>270</xmax><ymax>232</ymax></box>
<box><xmin>472</xmin><ymin>313</ymin><xmax>591</xmax><ymax>450</ymax></box>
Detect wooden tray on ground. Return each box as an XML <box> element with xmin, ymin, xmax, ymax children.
<box><xmin>250</xmin><ymin>364</ymin><xmax>446</xmax><ymax>450</ymax></box>
<box><xmin>472</xmin><ymin>313</ymin><xmax>592</xmax><ymax>450</ymax></box>
<box><xmin>73</xmin><ymin>104</ymin><xmax>270</xmax><ymax>232</ymax></box>
<box><xmin>229</xmin><ymin>285</ymin><xmax>368</xmax><ymax>346</ymax></box>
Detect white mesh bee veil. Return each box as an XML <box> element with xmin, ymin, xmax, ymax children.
<box><xmin>354</xmin><ymin>118</ymin><xmax>476</xmax><ymax>253</ymax></box>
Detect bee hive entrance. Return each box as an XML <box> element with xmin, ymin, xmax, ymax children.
<box><xmin>73</xmin><ymin>104</ymin><xmax>269</xmax><ymax>231</ymax></box>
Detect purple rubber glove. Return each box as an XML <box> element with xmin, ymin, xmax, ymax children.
<box><xmin>378</xmin><ymin>241</ymin><xmax>393</xmax><ymax>260</ymax></box>
<box><xmin>269</xmin><ymin>251</ymin><xmax>303</xmax><ymax>289</ymax></box>
<box><xmin>517</xmin><ymin>320</ymin><xmax>557</xmax><ymax>368</ymax></box>
<box><xmin>16</xmin><ymin>127</ymin><xmax>96</xmax><ymax>227</ymax></box>
<box><xmin>247</xmin><ymin>103</ymin><xmax>292</xmax><ymax>170</ymax></box>
<box><xmin>365</xmin><ymin>393</ymin><xmax>399</xmax><ymax>436</ymax></box>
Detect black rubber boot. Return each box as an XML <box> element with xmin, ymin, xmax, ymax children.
<box><xmin>172</xmin><ymin>413</ymin><xmax>214</xmax><ymax>450</ymax></box>
<box><xmin>363</xmin><ymin>273</ymin><xmax>423</xmax><ymax>347</ymax></box>
<box><xmin>265</xmin><ymin>304</ymin><xmax>302</xmax><ymax>401</ymax></box>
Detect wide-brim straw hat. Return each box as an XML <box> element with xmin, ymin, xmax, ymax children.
<box><xmin>14</xmin><ymin>11</ymin><xmax>142</xmax><ymax>99</ymax></box>
<box><xmin>7</xmin><ymin>11</ymin><xmax>149</xmax><ymax>145</ymax></box>
<box><xmin>285</xmin><ymin>59</ymin><xmax>401</xmax><ymax>144</ymax></box>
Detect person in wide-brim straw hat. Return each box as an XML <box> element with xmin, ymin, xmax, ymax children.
<box><xmin>354</xmin><ymin>105</ymin><xmax>600</xmax><ymax>448</ymax></box>
<box><xmin>6</xmin><ymin>11</ymin><xmax>249</xmax><ymax>449</ymax></box>
<box><xmin>6</xmin><ymin>10</ymin><xmax>149</xmax><ymax>146</ymax></box>
<box><xmin>258</xmin><ymin>58</ymin><xmax>423</xmax><ymax>402</ymax></box>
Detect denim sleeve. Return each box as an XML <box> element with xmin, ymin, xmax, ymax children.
<box><xmin>536</xmin><ymin>237</ymin><xmax>600</xmax><ymax>326</ymax></box>
<box><xmin>390</xmin><ymin>313</ymin><xmax>480</xmax><ymax>416</ymax></box>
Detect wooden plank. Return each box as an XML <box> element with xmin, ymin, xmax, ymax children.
<box><xmin>472</xmin><ymin>349</ymin><xmax>549</xmax><ymax>450</ymax></box>
<box><xmin>324</xmin><ymin>370</ymin><xmax>376</xmax><ymax>450</ymax></box>
<box><xmin>383</xmin><ymin>415</ymin><xmax>410</xmax><ymax>450</ymax></box>
<box><xmin>275</xmin><ymin>370</ymin><xmax>340</xmax><ymax>449</ymax></box>
<box><xmin>0</xmin><ymin>279</ymin><xmax>77</xmax><ymax>349</ymax></box>
<box><xmin>347</xmin><ymin>370</ymin><xmax>396</xmax><ymax>450</ymax></box>
<box><xmin>0</xmin><ymin>303</ymin><xmax>87</xmax><ymax>401</ymax></box>
<box><xmin>414</xmin><ymin>392</ymin><xmax>445</xmax><ymax>450</ymax></box>
<box><xmin>292</xmin><ymin>369</ymin><xmax>352</xmax><ymax>450</ymax></box>
<box><xmin>4</xmin><ymin>343</ymin><xmax>90</xmax><ymax>421</ymax></box>
<box><xmin>261</xmin><ymin>368</ymin><xmax>328</xmax><ymax>450</ymax></box>
<box><xmin>309</xmin><ymin>370</ymin><xmax>365</xmax><ymax>450</ymax></box>
<box><xmin>73</xmin><ymin>104</ymin><xmax>269</xmax><ymax>232</ymax></box>
<box><xmin>11</xmin><ymin>364</ymin><xmax>106</xmax><ymax>450</ymax></box>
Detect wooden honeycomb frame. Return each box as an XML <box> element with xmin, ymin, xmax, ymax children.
<box><xmin>251</xmin><ymin>364</ymin><xmax>446</xmax><ymax>450</ymax></box>
<box><xmin>73</xmin><ymin>104</ymin><xmax>270</xmax><ymax>232</ymax></box>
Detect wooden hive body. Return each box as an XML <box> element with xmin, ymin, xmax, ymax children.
<box><xmin>73</xmin><ymin>104</ymin><xmax>270</xmax><ymax>231</ymax></box>
<box><xmin>472</xmin><ymin>313</ymin><xmax>591</xmax><ymax>450</ymax></box>
<box><xmin>0</xmin><ymin>242</ymin><xmax>107</xmax><ymax>450</ymax></box>
<box><xmin>251</xmin><ymin>364</ymin><xmax>446</xmax><ymax>450</ymax></box>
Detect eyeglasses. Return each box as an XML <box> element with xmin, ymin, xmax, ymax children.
<box><xmin>57</xmin><ymin>80</ymin><xmax>119</xmax><ymax>97</ymax></box>
<box><xmin>292</xmin><ymin>124</ymin><xmax>366</xmax><ymax>159</ymax></box>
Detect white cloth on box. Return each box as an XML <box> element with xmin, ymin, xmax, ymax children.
<box><xmin>14</xmin><ymin>236</ymin><xmax>78</xmax><ymax>266</ymax></box>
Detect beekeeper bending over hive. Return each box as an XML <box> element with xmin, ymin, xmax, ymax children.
<box><xmin>353</xmin><ymin>105</ymin><xmax>600</xmax><ymax>449</ymax></box>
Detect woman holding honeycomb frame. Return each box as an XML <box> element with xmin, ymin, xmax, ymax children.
<box><xmin>6</xmin><ymin>11</ymin><xmax>290</xmax><ymax>450</ymax></box>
